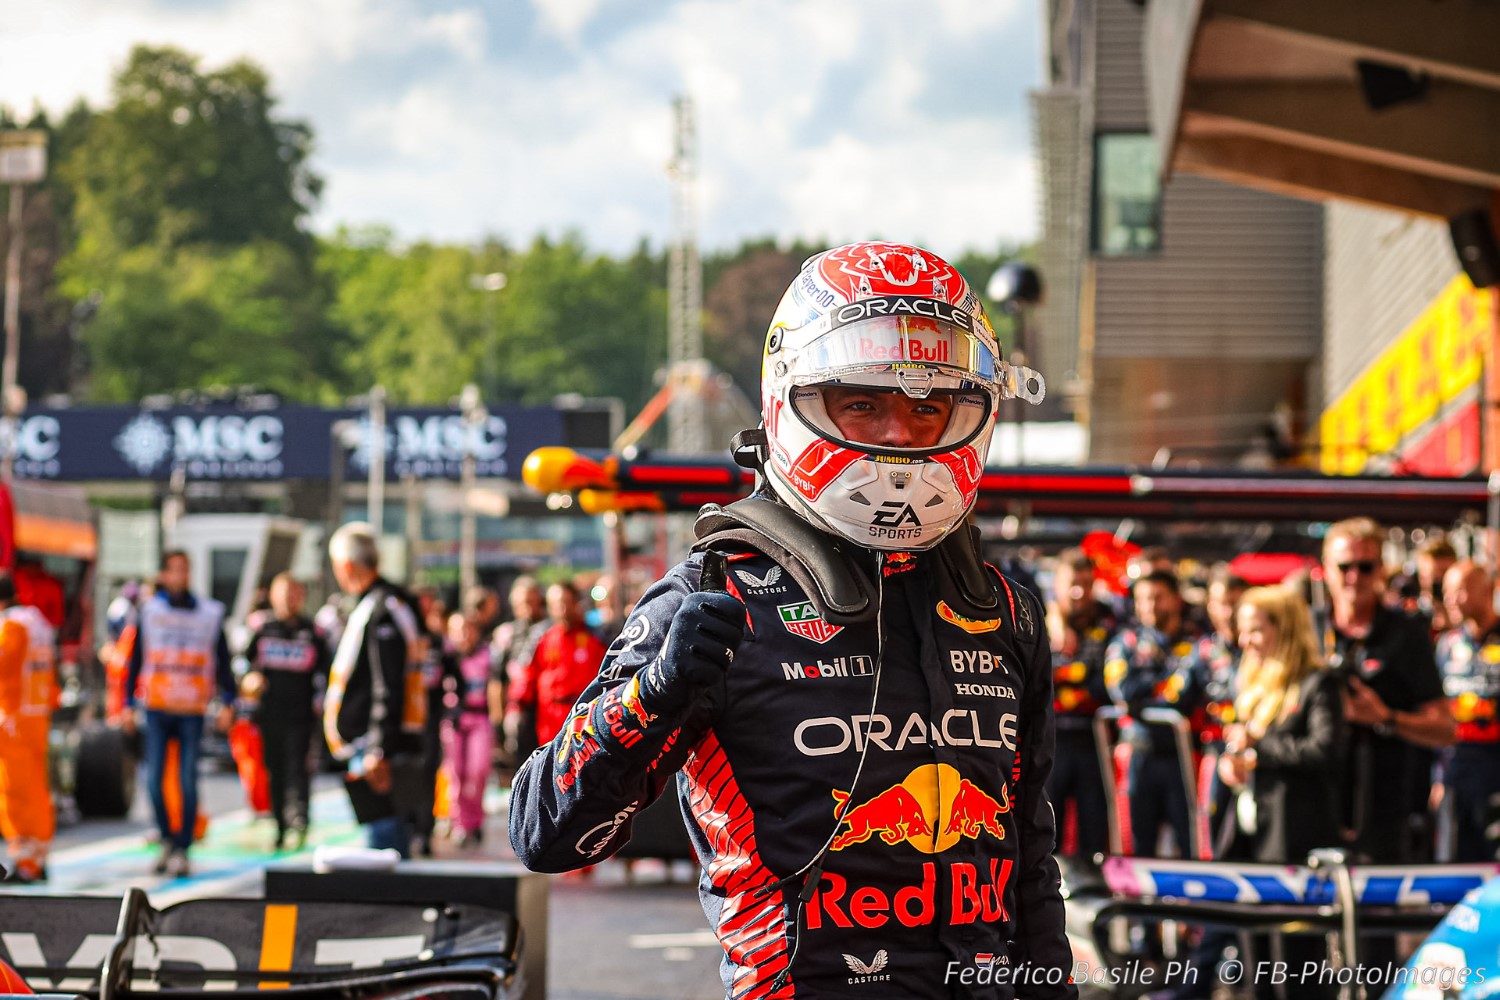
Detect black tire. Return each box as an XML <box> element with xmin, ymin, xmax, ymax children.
<box><xmin>75</xmin><ymin>724</ymin><xmax>137</xmax><ymax>818</ymax></box>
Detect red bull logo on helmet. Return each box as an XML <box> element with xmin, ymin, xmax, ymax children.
<box><xmin>830</xmin><ymin>764</ymin><xmax>1013</xmax><ymax>854</ymax></box>
<box><xmin>815</xmin><ymin>244</ymin><xmax>967</xmax><ymax>310</ymax></box>
<box><xmin>856</xmin><ymin>335</ymin><xmax>951</xmax><ymax>364</ymax></box>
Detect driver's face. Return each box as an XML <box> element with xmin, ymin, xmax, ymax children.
<box><xmin>822</xmin><ymin>387</ymin><xmax>954</xmax><ymax>449</ymax></box>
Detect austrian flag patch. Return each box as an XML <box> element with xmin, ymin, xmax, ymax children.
<box><xmin>777</xmin><ymin>602</ymin><xmax>844</xmax><ymax>644</ymax></box>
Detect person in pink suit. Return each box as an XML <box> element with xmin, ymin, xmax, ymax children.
<box><xmin>442</xmin><ymin>613</ymin><xmax>498</xmax><ymax>846</ymax></box>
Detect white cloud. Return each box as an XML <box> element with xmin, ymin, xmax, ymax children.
<box><xmin>0</xmin><ymin>0</ymin><xmax>486</xmax><ymax>109</ymax></box>
<box><xmin>0</xmin><ymin>0</ymin><xmax>1039</xmax><ymax>253</ymax></box>
<box><xmin>530</xmin><ymin>0</ymin><xmax>611</xmax><ymax>46</ymax></box>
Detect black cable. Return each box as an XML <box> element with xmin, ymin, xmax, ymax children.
<box><xmin>765</xmin><ymin>553</ymin><xmax>889</xmax><ymax>996</ymax></box>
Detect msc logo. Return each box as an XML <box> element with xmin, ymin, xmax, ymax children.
<box><xmin>873</xmin><ymin>502</ymin><xmax>920</xmax><ymax>528</ymax></box>
<box><xmin>113</xmin><ymin>413</ymin><xmax>285</xmax><ymax>478</ymax></box>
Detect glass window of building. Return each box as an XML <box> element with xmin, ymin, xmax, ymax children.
<box><xmin>1093</xmin><ymin>133</ymin><xmax>1162</xmax><ymax>255</ymax></box>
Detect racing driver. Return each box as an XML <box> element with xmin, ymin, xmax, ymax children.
<box><xmin>511</xmin><ymin>242</ymin><xmax>1075</xmax><ymax>999</ymax></box>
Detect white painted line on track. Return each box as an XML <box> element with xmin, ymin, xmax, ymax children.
<box><xmin>627</xmin><ymin>930</ymin><xmax>719</xmax><ymax>949</ymax></box>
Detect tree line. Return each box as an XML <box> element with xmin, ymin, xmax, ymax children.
<box><xmin>2</xmin><ymin>45</ymin><xmax>1029</xmax><ymax>424</ymax></box>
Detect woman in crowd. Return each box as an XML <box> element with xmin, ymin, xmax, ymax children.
<box><xmin>1218</xmin><ymin>585</ymin><xmax>1346</xmax><ymax>999</ymax></box>
<box><xmin>443</xmin><ymin>612</ymin><xmax>497</xmax><ymax>847</ymax></box>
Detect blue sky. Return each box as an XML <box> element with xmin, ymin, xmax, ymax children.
<box><xmin>1</xmin><ymin>0</ymin><xmax>1040</xmax><ymax>255</ymax></box>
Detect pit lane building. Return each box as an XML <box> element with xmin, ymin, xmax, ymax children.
<box><xmin>1033</xmin><ymin>0</ymin><xmax>1500</xmax><ymax>475</ymax></box>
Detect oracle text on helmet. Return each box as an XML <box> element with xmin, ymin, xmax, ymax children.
<box><xmin>828</xmin><ymin>296</ymin><xmax>980</xmax><ymax>336</ymax></box>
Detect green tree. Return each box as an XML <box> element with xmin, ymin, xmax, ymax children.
<box><xmin>61</xmin><ymin>45</ymin><xmax>318</xmax><ymax>255</ymax></box>
<box><xmin>491</xmin><ymin>235</ymin><xmax>663</xmax><ymax>412</ymax></box>
<box><xmin>322</xmin><ymin>227</ymin><xmax>495</xmax><ymax>402</ymax></box>
<box><xmin>701</xmin><ymin>241</ymin><xmax>804</xmax><ymax>402</ymax></box>
<box><xmin>52</xmin><ymin>45</ymin><xmax>340</xmax><ymax>401</ymax></box>
<box><xmin>80</xmin><ymin>240</ymin><xmax>344</xmax><ymax>401</ymax></box>
<box><xmin>322</xmin><ymin>230</ymin><xmax>665</xmax><ymax>412</ymax></box>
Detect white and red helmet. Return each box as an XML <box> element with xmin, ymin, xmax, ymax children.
<box><xmin>760</xmin><ymin>241</ymin><xmax>1044</xmax><ymax>551</ymax></box>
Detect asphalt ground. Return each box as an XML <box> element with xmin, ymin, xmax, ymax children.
<box><xmin>29</xmin><ymin>771</ymin><xmax>726</xmax><ymax>999</ymax></box>
<box><xmin>28</xmin><ymin>772</ymin><xmax>1139</xmax><ymax>1000</ymax></box>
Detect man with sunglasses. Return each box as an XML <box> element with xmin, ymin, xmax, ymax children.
<box><xmin>1322</xmin><ymin>517</ymin><xmax>1455</xmax><ymax>861</ymax></box>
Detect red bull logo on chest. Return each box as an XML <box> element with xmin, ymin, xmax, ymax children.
<box><xmin>830</xmin><ymin>763</ymin><xmax>1012</xmax><ymax>854</ymax></box>
<box><xmin>805</xmin><ymin>858</ymin><xmax>1013</xmax><ymax>930</ymax></box>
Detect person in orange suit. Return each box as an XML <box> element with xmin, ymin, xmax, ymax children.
<box><xmin>0</xmin><ymin>572</ymin><xmax>57</xmax><ymax>883</ymax></box>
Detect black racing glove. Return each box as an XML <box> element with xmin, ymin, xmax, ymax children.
<box><xmin>638</xmin><ymin>590</ymin><xmax>745</xmax><ymax>714</ymax></box>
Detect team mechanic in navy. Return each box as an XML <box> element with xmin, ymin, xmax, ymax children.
<box><xmin>510</xmin><ymin>242</ymin><xmax>1076</xmax><ymax>999</ymax></box>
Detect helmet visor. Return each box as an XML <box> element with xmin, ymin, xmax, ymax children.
<box><xmin>790</xmin><ymin>382</ymin><xmax>993</xmax><ymax>456</ymax></box>
<box><xmin>791</xmin><ymin>315</ymin><xmax>999</xmax><ymax>387</ymax></box>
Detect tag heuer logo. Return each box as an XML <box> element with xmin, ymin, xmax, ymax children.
<box><xmin>777</xmin><ymin>602</ymin><xmax>844</xmax><ymax>644</ymax></box>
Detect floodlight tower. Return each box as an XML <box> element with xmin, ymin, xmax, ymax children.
<box><xmin>667</xmin><ymin>95</ymin><xmax>706</xmax><ymax>455</ymax></box>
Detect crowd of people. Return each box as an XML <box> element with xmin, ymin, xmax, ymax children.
<box><xmin>0</xmin><ymin>239</ymin><xmax>1493</xmax><ymax>999</ymax></box>
<box><xmin>65</xmin><ymin>539</ymin><xmax>628</xmax><ymax>875</ymax></box>
<box><xmin>1045</xmin><ymin>517</ymin><xmax>1489</xmax><ymax>999</ymax></box>
<box><xmin>1043</xmin><ymin>517</ymin><xmax>1492</xmax><ymax>873</ymax></box>
<box><xmin>0</xmin><ymin>509</ymin><xmax>1491</xmax><ymax>896</ymax></box>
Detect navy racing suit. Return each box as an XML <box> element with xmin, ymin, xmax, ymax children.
<box><xmin>509</xmin><ymin>547</ymin><xmax>1076</xmax><ymax>999</ymax></box>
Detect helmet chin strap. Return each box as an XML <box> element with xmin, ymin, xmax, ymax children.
<box><xmin>729</xmin><ymin>425</ymin><xmax>768</xmax><ymax>474</ymax></box>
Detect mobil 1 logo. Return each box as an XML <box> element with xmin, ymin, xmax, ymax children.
<box><xmin>783</xmin><ymin>655</ymin><xmax>874</xmax><ymax>681</ymax></box>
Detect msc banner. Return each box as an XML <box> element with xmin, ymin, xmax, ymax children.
<box><xmin>0</xmin><ymin>404</ymin><xmax>564</xmax><ymax>482</ymax></box>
